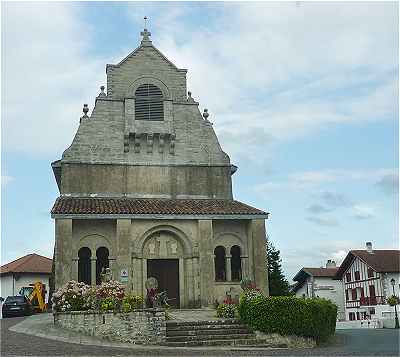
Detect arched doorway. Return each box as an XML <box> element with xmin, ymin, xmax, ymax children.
<box><xmin>142</xmin><ymin>231</ymin><xmax>184</xmax><ymax>307</ymax></box>
<box><xmin>78</xmin><ymin>247</ymin><xmax>91</xmax><ymax>285</ymax></box>
<box><xmin>96</xmin><ymin>247</ymin><xmax>109</xmax><ymax>285</ymax></box>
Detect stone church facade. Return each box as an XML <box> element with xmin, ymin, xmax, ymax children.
<box><xmin>51</xmin><ymin>27</ymin><xmax>269</xmax><ymax>307</ymax></box>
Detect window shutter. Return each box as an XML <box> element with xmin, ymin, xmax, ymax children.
<box><xmin>135</xmin><ymin>84</ymin><xmax>164</xmax><ymax>121</ymax></box>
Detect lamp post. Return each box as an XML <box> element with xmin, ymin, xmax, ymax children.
<box><xmin>390</xmin><ymin>278</ymin><xmax>399</xmax><ymax>329</ymax></box>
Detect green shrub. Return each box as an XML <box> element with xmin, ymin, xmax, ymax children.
<box><xmin>122</xmin><ymin>294</ymin><xmax>144</xmax><ymax>312</ymax></box>
<box><xmin>238</xmin><ymin>293</ymin><xmax>337</xmax><ymax>343</ymax></box>
<box><xmin>100</xmin><ymin>297</ymin><xmax>117</xmax><ymax>312</ymax></box>
<box><xmin>216</xmin><ymin>303</ymin><xmax>236</xmax><ymax>318</ymax></box>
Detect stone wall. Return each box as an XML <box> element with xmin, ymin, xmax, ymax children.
<box><xmin>54</xmin><ymin>309</ymin><xmax>166</xmax><ymax>345</ymax></box>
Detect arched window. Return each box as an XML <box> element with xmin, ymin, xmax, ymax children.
<box><xmin>96</xmin><ymin>247</ymin><xmax>109</xmax><ymax>285</ymax></box>
<box><xmin>78</xmin><ymin>247</ymin><xmax>91</xmax><ymax>285</ymax></box>
<box><xmin>230</xmin><ymin>245</ymin><xmax>242</xmax><ymax>281</ymax></box>
<box><xmin>135</xmin><ymin>84</ymin><xmax>164</xmax><ymax>121</ymax></box>
<box><xmin>214</xmin><ymin>246</ymin><xmax>226</xmax><ymax>281</ymax></box>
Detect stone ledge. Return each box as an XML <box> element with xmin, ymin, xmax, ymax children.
<box><xmin>54</xmin><ymin>309</ymin><xmax>167</xmax><ymax>345</ymax></box>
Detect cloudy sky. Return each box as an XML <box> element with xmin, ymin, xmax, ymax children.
<box><xmin>1</xmin><ymin>1</ymin><xmax>398</xmax><ymax>280</ymax></box>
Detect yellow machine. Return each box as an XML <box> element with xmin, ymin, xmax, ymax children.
<box><xmin>18</xmin><ymin>282</ymin><xmax>47</xmax><ymax>312</ymax></box>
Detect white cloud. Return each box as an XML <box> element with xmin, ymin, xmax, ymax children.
<box><xmin>147</xmin><ymin>2</ymin><xmax>398</xmax><ymax>164</ymax></box>
<box><xmin>306</xmin><ymin>216</ymin><xmax>340</xmax><ymax>227</ymax></box>
<box><xmin>283</xmin><ymin>239</ymin><xmax>356</xmax><ymax>279</ymax></box>
<box><xmin>2</xmin><ymin>2</ymin><xmax>397</xmax><ymax>159</ymax></box>
<box><xmin>255</xmin><ymin>168</ymin><xmax>398</xmax><ymax>194</ymax></box>
<box><xmin>376</xmin><ymin>172</ymin><xmax>399</xmax><ymax>195</ymax></box>
<box><xmin>1</xmin><ymin>175</ymin><xmax>14</xmax><ymax>186</ymax></box>
<box><xmin>2</xmin><ymin>2</ymin><xmax>106</xmax><ymax>156</ymax></box>
<box><xmin>352</xmin><ymin>204</ymin><xmax>376</xmax><ymax>220</ymax></box>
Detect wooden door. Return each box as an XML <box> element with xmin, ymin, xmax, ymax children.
<box><xmin>147</xmin><ymin>259</ymin><xmax>180</xmax><ymax>308</ymax></box>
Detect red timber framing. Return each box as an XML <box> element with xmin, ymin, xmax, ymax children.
<box><xmin>342</xmin><ymin>256</ymin><xmax>385</xmax><ymax>308</ymax></box>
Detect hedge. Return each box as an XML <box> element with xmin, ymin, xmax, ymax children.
<box><xmin>238</xmin><ymin>294</ymin><xmax>337</xmax><ymax>342</ymax></box>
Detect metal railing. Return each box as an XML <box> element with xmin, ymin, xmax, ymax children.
<box><xmin>360</xmin><ymin>296</ymin><xmax>386</xmax><ymax>306</ymax></box>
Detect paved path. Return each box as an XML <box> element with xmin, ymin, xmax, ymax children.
<box><xmin>1</xmin><ymin>315</ymin><xmax>399</xmax><ymax>356</ymax></box>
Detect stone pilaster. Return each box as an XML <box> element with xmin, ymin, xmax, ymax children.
<box><xmin>91</xmin><ymin>259</ymin><xmax>97</xmax><ymax>286</ymax></box>
<box><xmin>250</xmin><ymin>219</ymin><xmax>269</xmax><ymax>295</ymax></box>
<box><xmin>54</xmin><ymin>219</ymin><xmax>73</xmax><ymax>289</ymax></box>
<box><xmin>226</xmin><ymin>255</ymin><xmax>232</xmax><ymax>282</ymax></box>
<box><xmin>116</xmin><ymin>219</ymin><xmax>131</xmax><ymax>289</ymax></box>
<box><xmin>198</xmin><ymin>219</ymin><xmax>214</xmax><ymax>306</ymax></box>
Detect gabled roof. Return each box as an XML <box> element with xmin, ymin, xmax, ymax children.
<box><xmin>293</xmin><ymin>267</ymin><xmax>338</xmax><ymax>282</ymax></box>
<box><xmin>112</xmin><ymin>44</ymin><xmax>185</xmax><ymax>72</ymax></box>
<box><xmin>336</xmin><ymin>250</ymin><xmax>400</xmax><ymax>278</ymax></box>
<box><xmin>51</xmin><ymin>197</ymin><xmax>268</xmax><ymax>218</ymax></box>
<box><xmin>0</xmin><ymin>254</ymin><xmax>52</xmax><ymax>276</ymax></box>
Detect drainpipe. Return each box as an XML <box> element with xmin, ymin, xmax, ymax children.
<box><xmin>12</xmin><ymin>273</ymin><xmax>15</xmax><ymax>295</ymax></box>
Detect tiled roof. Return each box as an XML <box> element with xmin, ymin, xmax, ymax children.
<box><xmin>51</xmin><ymin>197</ymin><xmax>268</xmax><ymax>216</ymax></box>
<box><xmin>0</xmin><ymin>254</ymin><xmax>52</xmax><ymax>275</ymax></box>
<box><xmin>336</xmin><ymin>250</ymin><xmax>400</xmax><ymax>278</ymax></box>
<box><xmin>293</xmin><ymin>267</ymin><xmax>338</xmax><ymax>283</ymax></box>
<box><xmin>302</xmin><ymin>267</ymin><xmax>338</xmax><ymax>278</ymax></box>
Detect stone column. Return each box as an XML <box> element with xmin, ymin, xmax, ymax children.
<box><xmin>192</xmin><ymin>257</ymin><xmax>200</xmax><ymax>307</ymax></box>
<box><xmin>142</xmin><ymin>259</ymin><xmax>147</xmax><ymax>298</ymax></box>
<box><xmin>54</xmin><ymin>219</ymin><xmax>73</xmax><ymax>289</ymax></box>
<box><xmin>250</xmin><ymin>219</ymin><xmax>269</xmax><ymax>295</ymax></box>
<box><xmin>246</xmin><ymin>222</ymin><xmax>255</xmax><ymax>281</ymax></box>
<box><xmin>226</xmin><ymin>255</ymin><xmax>232</xmax><ymax>282</ymax></box>
<box><xmin>241</xmin><ymin>256</ymin><xmax>248</xmax><ymax>280</ymax></box>
<box><xmin>131</xmin><ymin>257</ymin><xmax>141</xmax><ymax>295</ymax></box>
<box><xmin>91</xmin><ymin>258</ymin><xmax>97</xmax><ymax>286</ymax></box>
<box><xmin>185</xmin><ymin>258</ymin><xmax>194</xmax><ymax>307</ymax></box>
<box><xmin>198</xmin><ymin>220</ymin><xmax>214</xmax><ymax>306</ymax></box>
<box><xmin>72</xmin><ymin>259</ymin><xmax>79</xmax><ymax>281</ymax></box>
<box><xmin>179</xmin><ymin>258</ymin><xmax>185</xmax><ymax>308</ymax></box>
<box><xmin>116</xmin><ymin>219</ymin><xmax>131</xmax><ymax>289</ymax></box>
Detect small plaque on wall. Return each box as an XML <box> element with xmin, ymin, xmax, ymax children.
<box><xmin>120</xmin><ymin>268</ymin><xmax>129</xmax><ymax>283</ymax></box>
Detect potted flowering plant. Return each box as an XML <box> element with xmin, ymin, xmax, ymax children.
<box><xmin>387</xmin><ymin>295</ymin><xmax>400</xmax><ymax>306</ymax></box>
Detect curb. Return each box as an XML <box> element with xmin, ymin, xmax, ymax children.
<box><xmin>9</xmin><ymin>315</ymin><xmax>289</xmax><ymax>352</ymax></box>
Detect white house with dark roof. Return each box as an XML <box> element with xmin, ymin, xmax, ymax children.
<box><xmin>293</xmin><ymin>259</ymin><xmax>345</xmax><ymax>320</ymax></box>
<box><xmin>335</xmin><ymin>242</ymin><xmax>400</xmax><ymax>324</ymax></box>
<box><xmin>0</xmin><ymin>253</ymin><xmax>52</xmax><ymax>299</ymax></box>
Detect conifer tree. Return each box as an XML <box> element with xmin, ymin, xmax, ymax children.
<box><xmin>266</xmin><ymin>237</ymin><xmax>291</xmax><ymax>296</ymax></box>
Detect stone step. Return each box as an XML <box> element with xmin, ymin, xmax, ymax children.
<box><xmin>162</xmin><ymin>339</ymin><xmax>288</xmax><ymax>347</ymax></box>
<box><xmin>166</xmin><ymin>333</ymin><xmax>255</xmax><ymax>343</ymax></box>
<box><xmin>167</xmin><ymin>328</ymin><xmax>251</xmax><ymax>337</ymax></box>
<box><xmin>166</xmin><ymin>323</ymin><xmax>249</xmax><ymax>331</ymax></box>
<box><xmin>166</xmin><ymin>319</ymin><xmax>240</xmax><ymax>327</ymax></box>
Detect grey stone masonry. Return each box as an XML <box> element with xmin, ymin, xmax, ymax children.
<box><xmin>54</xmin><ymin>309</ymin><xmax>166</xmax><ymax>345</ymax></box>
<box><xmin>62</xmin><ymin>38</ymin><xmax>229</xmax><ymax>168</ymax></box>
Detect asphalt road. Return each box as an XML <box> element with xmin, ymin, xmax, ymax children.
<box><xmin>1</xmin><ymin>316</ymin><xmax>399</xmax><ymax>356</ymax></box>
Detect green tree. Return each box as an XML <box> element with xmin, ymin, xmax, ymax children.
<box><xmin>266</xmin><ymin>238</ymin><xmax>291</xmax><ymax>296</ymax></box>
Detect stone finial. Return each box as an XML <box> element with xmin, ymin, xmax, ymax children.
<box><xmin>80</xmin><ymin>104</ymin><xmax>89</xmax><ymax>123</ymax></box>
<box><xmin>83</xmin><ymin>104</ymin><xmax>89</xmax><ymax>115</ymax></box>
<box><xmin>202</xmin><ymin>108</ymin><xmax>209</xmax><ymax>120</ymax></box>
<box><xmin>98</xmin><ymin>85</ymin><xmax>106</xmax><ymax>98</ymax></box>
<box><xmin>140</xmin><ymin>17</ymin><xmax>152</xmax><ymax>46</ymax></box>
<box><xmin>187</xmin><ymin>91</ymin><xmax>195</xmax><ymax>103</ymax></box>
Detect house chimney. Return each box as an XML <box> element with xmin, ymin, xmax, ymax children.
<box><xmin>326</xmin><ymin>259</ymin><xmax>336</xmax><ymax>268</ymax></box>
<box><xmin>366</xmin><ymin>242</ymin><xmax>373</xmax><ymax>253</ymax></box>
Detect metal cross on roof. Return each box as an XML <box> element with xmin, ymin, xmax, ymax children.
<box><xmin>140</xmin><ymin>16</ymin><xmax>151</xmax><ymax>45</ymax></box>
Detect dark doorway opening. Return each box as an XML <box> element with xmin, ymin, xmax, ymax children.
<box><xmin>147</xmin><ymin>259</ymin><xmax>180</xmax><ymax>308</ymax></box>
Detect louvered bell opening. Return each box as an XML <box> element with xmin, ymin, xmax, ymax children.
<box><xmin>135</xmin><ymin>84</ymin><xmax>164</xmax><ymax>121</ymax></box>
